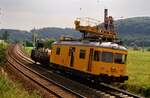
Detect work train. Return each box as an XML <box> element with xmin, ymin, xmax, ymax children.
<box><xmin>31</xmin><ymin>9</ymin><xmax>128</xmax><ymax>83</ymax></box>
<box><xmin>31</xmin><ymin>40</ymin><xmax>128</xmax><ymax>83</ymax></box>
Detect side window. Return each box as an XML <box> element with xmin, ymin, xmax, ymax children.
<box><xmin>122</xmin><ymin>55</ymin><xmax>127</xmax><ymax>64</ymax></box>
<box><xmin>56</xmin><ymin>47</ymin><xmax>60</xmax><ymax>55</ymax></box>
<box><xmin>93</xmin><ymin>51</ymin><xmax>101</xmax><ymax>61</ymax></box>
<box><xmin>114</xmin><ymin>54</ymin><xmax>127</xmax><ymax>64</ymax></box>
<box><xmin>79</xmin><ymin>49</ymin><xmax>86</xmax><ymax>59</ymax></box>
<box><xmin>102</xmin><ymin>52</ymin><xmax>113</xmax><ymax>63</ymax></box>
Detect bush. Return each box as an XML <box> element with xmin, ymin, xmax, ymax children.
<box><xmin>143</xmin><ymin>87</ymin><xmax>150</xmax><ymax>97</ymax></box>
<box><xmin>147</xmin><ymin>48</ymin><xmax>150</xmax><ymax>51</ymax></box>
<box><xmin>25</xmin><ymin>41</ymin><xmax>33</xmax><ymax>47</ymax></box>
<box><xmin>0</xmin><ymin>44</ymin><xmax>7</xmax><ymax>65</ymax></box>
<box><xmin>44</xmin><ymin>38</ymin><xmax>56</xmax><ymax>48</ymax></box>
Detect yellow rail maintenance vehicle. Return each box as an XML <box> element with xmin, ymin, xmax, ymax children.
<box><xmin>50</xmin><ymin>41</ymin><xmax>128</xmax><ymax>83</ymax></box>
<box><xmin>50</xmin><ymin>9</ymin><xmax>128</xmax><ymax>83</ymax></box>
<box><xmin>31</xmin><ymin>9</ymin><xmax>128</xmax><ymax>83</ymax></box>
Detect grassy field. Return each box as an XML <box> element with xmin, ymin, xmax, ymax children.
<box><xmin>122</xmin><ymin>48</ymin><xmax>150</xmax><ymax>97</ymax></box>
<box><xmin>127</xmin><ymin>49</ymin><xmax>150</xmax><ymax>86</ymax></box>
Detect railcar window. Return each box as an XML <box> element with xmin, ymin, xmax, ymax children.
<box><xmin>114</xmin><ymin>54</ymin><xmax>127</xmax><ymax>64</ymax></box>
<box><xmin>94</xmin><ymin>51</ymin><xmax>101</xmax><ymax>61</ymax></box>
<box><xmin>79</xmin><ymin>49</ymin><xmax>86</xmax><ymax>59</ymax></box>
<box><xmin>102</xmin><ymin>52</ymin><xmax>113</xmax><ymax>63</ymax></box>
<box><xmin>56</xmin><ymin>48</ymin><xmax>60</xmax><ymax>55</ymax></box>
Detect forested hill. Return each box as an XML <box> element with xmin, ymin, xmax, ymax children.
<box><xmin>30</xmin><ymin>27</ymin><xmax>81</xmax><ymax>40</ymax></box>
<box><xmin>1</xmin><ymin>17</ymin><xmax>150</xmax><ymax>46</ymax></box>
<box><xmin>115</xmin><ymin>17</ymin><xmax>150</xmax><ymax>40</ymax></box>
<box><xmin>0</xmin><ymin>28</ymin><xmax>81</xmax><ymax>42</ymax></box>
<box><xmin>115</xmin><ymin>17</ymin><xmax>150</xmax><ymax>46</ymax></box>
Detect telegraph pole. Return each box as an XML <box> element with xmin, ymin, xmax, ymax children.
<box><xmin>142</xmin><ymin>37</ymin><xmax>145</xmax><ymax>52</ymax></box>
<box><xmin>32</xmin><ymin>28</ymin><xmax>37</xmax><ymax>48</ymax></box>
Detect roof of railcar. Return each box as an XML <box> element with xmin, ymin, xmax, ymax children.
<box><xmin>53</xmin><ymin>41</ymin><xmax>128</xmax><ymax>51</ymax></box>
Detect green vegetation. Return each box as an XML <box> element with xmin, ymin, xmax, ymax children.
<box><xmin>44</xmin><ymin>38</ymin><xmax>56</xmax><ymax>48</ymax></box>
<box><xmin>0</xmin><ymin>72</ymin><xmax>41</xmax><ymax>98</ymax></box>
<box><xmin>25</xmin><ymin>41</ymin><xmax>33</xmax><ymax>47</ymax></box>
<box><xmin>0</xmin><ymin>43</ymin><xmax>41</xmax><ymax>98</ymax></box>
<box><xmin>24</xmin><ymin>47</ymin><xmax>33</xmax><ymax>55</ymax></box>
<box><xmin>2</xmin><ymin>30</ymin><xmax>10</xmax><ymax>43</ymax></box>
<box><xmin>119</xmin><ymin>49</ymin><xmax>150</xmax><ymax>97</ymax></box>
<box><xmin>24</xmin><ymin>37</ymin><xmax>55</xmax><ymax>53</ymax></box>
<box><xmin>0</xmin><ymin>43</ymin><xmax>7</xmax><ymax>65</ymax></box>
<box><xmin>147</xmin><ymin>48</ymin><xmax>150</xmax><ymax>52</ymax></box>
<box><xmin>24</xmin><ymin>38</ymin><xmax>55</xmax><ymax>55</ymax></box>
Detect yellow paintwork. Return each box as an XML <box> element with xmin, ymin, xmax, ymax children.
<box><xmin>50</xmin><ymin>43</ymin><xmax>127</xmax><ymax>77</ymax></box>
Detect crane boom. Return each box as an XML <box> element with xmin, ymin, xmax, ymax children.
<box><xmin>74</xmin><ymin>9</ymin><xmax>117</xmax><ymax>42</ymax></box>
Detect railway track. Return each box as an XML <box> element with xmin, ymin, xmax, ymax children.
<box><xmin>12</xmin><ymin>45</ymin><xmax>113</xmax><ymax>98</ymax></box>
<box><xmin>97</xmin><ymin>83</ymin><xmax>142</xmax><ymax>98</ymax></box>
<box><xmin>6</xmin><ymin>44</ymin><xmax>143</xmax><ymax>98</ymax></box>
<box><xmin>6</xmin><ymin>45</ymin><xmax>86</xmax><ymax>98</ymax></box>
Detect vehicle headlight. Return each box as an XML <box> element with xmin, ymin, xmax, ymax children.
<box><xmin>111</xmin><ymin>67</ymin><xmax>116</xmax><ymax>72</ymax></box>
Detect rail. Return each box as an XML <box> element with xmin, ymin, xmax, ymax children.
<box><xmin>6</xmin><ymin>45</ymin><xmax>86</xmax><ymax>98</ymax></box>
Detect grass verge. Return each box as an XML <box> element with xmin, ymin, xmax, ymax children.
<box><xmin>0</xmin><ymin>43</ymin><xmax>41</xmax><ymax>98</ymax></box>
<box><xmin>0</xmin><ymin>68</ymin><xmax>41</xmax><ymax>98</ymax></box>
<box><xmin>117</xmin><ymin>49</ymin><xmax>150</xmax><ymax>97</ymax></box>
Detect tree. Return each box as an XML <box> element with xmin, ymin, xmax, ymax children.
<box><xmin>44</xmin><ymin>38</ymin><xmax>56</xmax><ymax>48</ymax></box>
<box><xmin>2</xmin><ymin>30</ymin><xmax>9</xmax><ymax>42</ymax></box>
<box><xmin>25</xmin><ymin>40</ymin><xmax>33</xmax><ymax>47</ymax></box>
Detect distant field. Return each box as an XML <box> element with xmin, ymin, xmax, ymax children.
<box><xmin>123</xmin><ymin>49</ymin><xmax>150</xmax><ymax>97</ymax></box>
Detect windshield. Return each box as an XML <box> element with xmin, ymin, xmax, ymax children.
<box><xmin>114</xmin><ymin>54</ymin><xmax>127</xmax><ymax>64</ymax></box>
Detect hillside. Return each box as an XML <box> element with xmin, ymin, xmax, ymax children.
<box><xmin>0</xmin><ymin>29</ymin><xmax>31</xmax><ymax>42</ymax></box>
<box><xmin>115</xmin><ymin>17</ymin><xmax>150</xmax><ymax>46</ymax></box>
<box><xmin>116</xmin><ymin>17</ymin><xmax>150</xmax><ymax>39</ymax></box>
<box><xmin>0</xmin><ymin>28</ymin><xmax>81</xmax><ymax>43</ymax></box>
<box><xmin>0</xmin><ymin>17</ymin><xmax>150</xmax><ymax>46</ymax></box>
<box><xmin>30</xmin><ymin>27</ymin><xmax>81</xmax><ymax>40</ymax></box>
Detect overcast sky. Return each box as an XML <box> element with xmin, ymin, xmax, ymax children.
<box><xmin>0</xmin><ymin>0</ymin><xmax>150</xmax><ymax>30</ymax></box>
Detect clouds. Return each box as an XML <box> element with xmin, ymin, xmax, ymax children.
<box><xmin>0</xmin><ymin>0</ymin><xmax>150</xmax><ymax>30</ymax></box>
<box><xmin>107</xmin><ymin>0</ymin><xmax>150</xmax><ymax>18</ymax></box>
